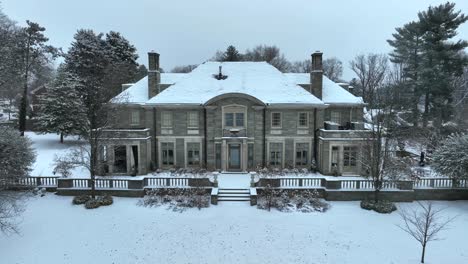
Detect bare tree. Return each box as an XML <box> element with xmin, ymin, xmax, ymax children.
<box><xmin>171</xmin><ymin>64</ymin><xmax>198</xmax><ymax>73</ymax></box>
<box><xmin>398</xmin><ymin>201</ymin><xmax>456</xmax><ymax>263</ymax></box>
<box><xmin>350</xmin><ymin>54</ymin><xmax>388</xmax><ymax>103</ymax></box>
<box><xmin>323</xmin><ymin>57</ymin><xmax>343</xmax><ymax>82</ymax></box>
<box><xmin>290</xmin><ymin>59</ymin><xmax>311</xmax><ymax>73</ymax></box>
<box><xmin>243</xmin><ymin>45</ymin><xmax>291</xmax><ymax>72</ymax></box>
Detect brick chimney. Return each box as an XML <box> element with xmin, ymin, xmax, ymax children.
<box><xmin>310</xmin><ymin>51</ymin><xmax>323</xmax><ymax>99</ymax></box>
<box><xmin>148</xmin><ymin>51</ymin><xmax>161</xmax><ymax>99</ymax></box>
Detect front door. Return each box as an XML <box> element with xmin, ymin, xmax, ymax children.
<box><xmin>228</xmin><ymin>144</ymin><xmax>241</xmax><ymax>171</ymax></box>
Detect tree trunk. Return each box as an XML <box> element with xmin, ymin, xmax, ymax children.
<box><xmin>421</xmin><ymin>244</ymin><xmax>426</xmax><ymax>263</ymax></box>
<box><xmin>60</xmin><ymin>133</ymin><xmax>64</xmax><ymax>143</ymax></box>
<box><xmin>423</xmin><ymin>92</ymin><xmax>430</xmax><ymax>127</ymax></box>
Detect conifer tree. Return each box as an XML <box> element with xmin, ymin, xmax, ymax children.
<box><xmin>36</xmin><ymin>67</ymin><xmax>88</xmax><ymax>143</ymax></box>
<box><xmin>223</xmin><ymin>45</ymin><xmax>242</xmax><ymax>61</ymax></box>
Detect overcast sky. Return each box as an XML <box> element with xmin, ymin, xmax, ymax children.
<box><xmin>2</xmin><ymin>0</ymin><xmax>468</xmax><ymax>80</ymax></box>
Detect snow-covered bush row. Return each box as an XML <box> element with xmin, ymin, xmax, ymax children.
<box><xmin>256</xmin><ymin>167</ymin><xmax>313</xmax><ymax>178</ymax></box>
<box><xmin>257</xmin><ymin>188</ymin><xmax>329</xmax><ymax>213</ymax></box>
<box><xmin>153</xmin><ymin>168</ymin><xmax>210</xmax><ymax>178</ymax></box>
<box><xmin>139</xmin><ymin>188</ymin><xmax>210</xmax><ymax>212</ymax></box>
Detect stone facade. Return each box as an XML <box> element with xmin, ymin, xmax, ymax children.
<box><xmin>99</xmin><ymin>52</ymin><xmax>368</xmax><ymax>176</ymax></box>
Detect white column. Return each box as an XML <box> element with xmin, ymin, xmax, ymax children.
<box><xmin>242</xmin><ymin>139</ymin><xmax>247</xmax><ymax>172</ymax></box>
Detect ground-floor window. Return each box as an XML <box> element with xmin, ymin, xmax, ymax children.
<box><xmin>248</xmin><ymin>143</ymin><xmax>254</xmax><ymax>169</ymax></box>
<box><xmin>295</xmin><ymin>143</ymin><xmax>309</xmax><ymax>166</ymax></box>
<box><xmin>269</xmin><ymin>142</ymin><xmax>282</xmax><ymax>166</ymax></box>
<box><xmin>343</xmin><ymin>146</ymin><xmax>358</xmax><ymax>167</ymax></box>
<box><xmin>331</xmin><ymin>146</ymin><xmax>339</xmax><ymax>167</ymax></box>
<box><xmin>161</xmin><ymin>142</ymin><xmax>174</xmax><ymax>166</ymax></box>
<box><xmin>187</xmin><ymin>143</ymin><xmax>201</xmax><ymax>166</ymax></box>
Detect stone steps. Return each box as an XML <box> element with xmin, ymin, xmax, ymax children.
<box><xmin>218</xmin><ymin>188</ymin><xmax>250</xmax><ymax>202</ymax></box>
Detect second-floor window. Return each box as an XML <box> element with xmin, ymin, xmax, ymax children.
<box><xmin>330</xmin><ymin>111</ymin><xmax>341</xmax><ymax>124</ymax></box>
<box><xmin>130</xmin><ymin>110</ymin><xmax>140</xmax><ymax>125</ymax></box>
<box><xmin>271</xmin><ymin>112</ymin><xmax>282</xmax><ymax>128</ymax></box>
<box><xmin>162</xmin><ymin>111</ymin><xmax>173</xmax><ymax>128</ymax></box>
<box><xmin>187</xmin><ymin>111</ymin><xmax>199</xmax><ymax>128</ymax></box>
<box><xmin>298</xmin><ymin>112</ymin><xmax>308</xmax><ymax>128</ymax></box>
<box><xmin>224</xmin><ymin>112</ymin><xmax>244</xmax><ymax>127</ymax></box>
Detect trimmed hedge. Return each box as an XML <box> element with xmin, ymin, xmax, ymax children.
<box><xmin>361</xmin><ymin>200</ymin><xmax>397</xmax><ymax>214</ymax></box>
<box><xmin>98</xmin><ymin>194</ymin><xmax>113</xmax><ymax>206</ymax></box>
<box><xmin>85</xmin><ymin>198</ymin><xmax>101</xmax><ymax>209</ymax></box>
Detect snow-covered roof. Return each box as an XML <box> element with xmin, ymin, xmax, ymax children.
<box><xmin>147</xmin><ymin>62</ymin><xmax>324</xmax><ymax>106</ymax></box>
<box><xmin>284</xmin><ymin>73</ymin><xmax>364</xmax><ymax>105</ymax></box>
<box><xmin>113</xmin><ymin>73</ymin><xmax>187</xmax><ymax>104</ymax></box>
<box><xmin>112</xmin><ymin>62</ymin><xmax>362</xmax><ymax>106</ymax></box>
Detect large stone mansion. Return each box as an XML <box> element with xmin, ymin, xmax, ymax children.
<box><xmin>99</xmin><ymin>51</ymin><xmax>370</xmax><ymax>176</ymax></box>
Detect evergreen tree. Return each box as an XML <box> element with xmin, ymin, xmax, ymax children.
<box><xmin>388</xmin><ymin>2</ymin><xmax>467</xmax><ymax>127</ymax></box>
<box><xmin>388</xmin><ymin>21</ymin><xmax>424</xmax><ymax>126</ymax></box>
<box><xmin>418</xmin><ymin>2</ymin><xmax>468</xmax><ymax>127</ymax></box>
<box><xmin>17</xmin><ymin>21</ymin><xmax>58</xmax><ymax>136</ymax></box>
<box><xmin>36</xmin><ymin>67</ymin><xmax>88</xmax><ymax>143</ymax></box>
<box><xmin>432</xmin><ymin>133</ymin><xmax>468</xmax><ymax>180</ymax></box>
<box><xmin>223</xmin><ymin>45</ymin><xmax>241</xmax><ymax>61</ymax></box>
<box><xmin>103</xmin><ymin>31</ymin><xmax>140</xmax><ymax>96</ymax></box>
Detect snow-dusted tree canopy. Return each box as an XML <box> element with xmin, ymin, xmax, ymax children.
<box><xmin>0</xmin><ymin>127</ymin><xmax>36</xmax><ymax>179</ymax></box>
<box><xmin>432</xmin><ymin>133</ymin><xmax>468</xmax><ymax>179</ymax></box>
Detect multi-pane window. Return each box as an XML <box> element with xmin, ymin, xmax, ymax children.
<box><xmin>187</xmin><ymin>143</ymin><xmax>201</xmax><ymax>166</ymax></box>
<box><xmin>130</xmin><ymin>110</ymin><xmax>140</xmax><ymax>125</ymax></box>
<box><xmin>330</xmin><ymin>111</ymin><xmax>341</xmax><ymax>124</ymax></box>
<box><xmin>343</xmin><ymin>146</ymin><xmax>358</xmax><ymax>167</ymax></box>
<box><xmin>295</xmin><ymin>143</ymin><xmax>309</xmax><ymax>166</ymax></box>
<box><xmin>269</xmin><ymin>143</ymin><xmax>282</xmax><ymax>166</ymax></box>
<box><xmin>331</xmin><ymin>146</ymin><xmax>339</xmax><ymax>166</ymax></box>
<box><xmin>161</xmin><ymin>142</ymin><xmax>174</xmax><ymax>166</ymax></box>
<box><xmin>224</xmin><ymin>112</ymin><xmax>244</xmax><ymax>127</ymax></box>
<box><xmin>187</xmin><ymin>112</ymin><xmax>199</xmax><ymax>128</ymax></box>
<box><xmin>271</xmin><ymin>112</ymin><xmax>282</xmax><ymax>128</ymax></box>
<box><xmin>298</xmin><ymin>112</ymin><xmax>308</xmax><ymax>128</ymax></box>
<box><xmin>162</xmin><ymin>112</ymin><xmax>173</xmax><ymax>128</ymax></box>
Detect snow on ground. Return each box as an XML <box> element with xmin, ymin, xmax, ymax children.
<box><xmin>27</xmin><ymin>132</ymin><xmax>88</xmax><ymax>177</ymax></box>
<box><xmin>0</xmin><ymin>195</ymin><xmax>467</xmax><ymax>264</ymax></box>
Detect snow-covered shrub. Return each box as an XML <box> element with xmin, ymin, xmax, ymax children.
<box><xmin>32</xmin><ymin>187</ymin><xmax>47</xmax><ymax>197</ymax></box>
<box><xmin>139</xmin><ymin>188</ymin><xmax>210</xmax><ymax>212</ymax></box>
<box><xmin>84</xmin><ymin>198</ymin><xmax>101</xmax><ymax>209</ymax></box>
<box><xmin>98</xmin><ymin>194</ymin><xmax>113</xmax><ymax>206</ymax></box>
<box><xmin>257</xmin><ymin>188</ymin><xmax>329</xmax><ymax>213</ymax></box>
<box><xmin>360</xmin><ymin>200</ymin><xmax>396</xmax><ymax>214</ymax></box>
<box><xmin>72</xmin><ymin>195</ymin><xmax>91</xmax><ymax>205</ymax></box>
<box><xmin>0</xmin><ymin>127</ymin><xmax>36</xmax><ymax>180</ymax></box>
<box><xmin>432</xmin><ymin>133</ymin><xmax>468</xmax><ymax>180</ymax></box>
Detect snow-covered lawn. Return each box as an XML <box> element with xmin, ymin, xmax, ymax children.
<box><xmin>27</xmin><ymin>132</ymin><xmax>88</xmax><ymax>177</ymax></box>
<box><xmin>1</xmin><ymin>196</ymin><xmax>467</xmax><ymax>264</ymax></box>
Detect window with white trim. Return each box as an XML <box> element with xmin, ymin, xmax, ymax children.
<box><xmin>271</xmin><ymin>112</ymin><xmax>282</xmax><ymax>128</ymax></box>
<box><xmin>130</xmin><ymin>110</ymin><xmax>140</xmax><ymax>125</ymax></box>
<box><xmin>269</xmin><ymin>142</ymin><xmax>282</xmax><ymax>166</ymax></box>
<box><xmin>298</xmin><ymin>112</ymin><xmax>308</xmax><ymax>128</ymax></box>
<box><xmin>187</xmin><ymin>111</ymin><xmax>199</xmax><ymax>128</ymax></box>
<box><xmin>161</xmin><ymin>111</ymin><xmax>173</xmax><ymax>128</ymax></box>
<box><xmin>330</xmin><ymin>111</ymin><xmax>341</xmax><ymax>124</ymax></box>
<box><xmin>187</xmin><ymin>143</ymin><xmax>201</xmax><ymax>166</ymax></box>
<box><xmin>295</xmin><ymin>143</ymin><xmax>309</xmax><ymax>166</ymax></box>
<box><xmin>161</xmin><ymin>142</ymin><xmax>174</xmax><ymax>166</ymax></box>
<box><xmin>223</xmin><ymin>105</ymin><xmax>246</xmax><ymax>128</ymax></box>
<box><xmin>343</xmin><ymin>146</ymin><xmax>358</xmax><ymax>167</ymax></box>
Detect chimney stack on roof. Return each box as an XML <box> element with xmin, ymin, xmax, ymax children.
<box><xmin>148</xmin><ymin>51</ymin><xmax>161</xmax><ymax>98</ymax></box>
<box><xmin>310</xmin><ymin>51</ymin><xmax>323</xmax><ymax>99</ymax></box>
